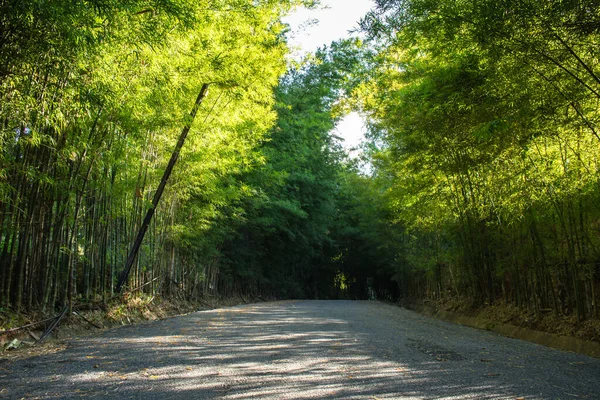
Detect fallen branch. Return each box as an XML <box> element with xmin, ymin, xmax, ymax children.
<box><xmin>37</xmin><ymin>306</ymin><xmax>69</xmax><ymax>343</ymax></box>
<box><xmin>0</xmin><ymin>316</ymin><xmax>57</xmax><ymax>337</ymax></box>
<box><xmin>72</xmin><ymin>311</ymin><xmax>103</xmax><ymax>329</ymax></box>
<box><xmin>124</xmin><ymin>277</ymin><xmax>159</xmax><ymax>295</ymax></box>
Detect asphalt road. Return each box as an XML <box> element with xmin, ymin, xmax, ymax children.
<box><xmin>1</xmin><ymin>300</ymin><xmax>599</xmax><ymax>399</ymax></box>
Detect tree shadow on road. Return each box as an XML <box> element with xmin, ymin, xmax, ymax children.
<box><xmin>1</xmin><ymin>301</ymin><xmax>598</xmax><ymax>399</ymax></box>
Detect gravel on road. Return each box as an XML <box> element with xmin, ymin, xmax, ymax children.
<box><xmin>1</xmin><ymin>300</ymin><xmax>598</xmax><ymax>399</ymax></box>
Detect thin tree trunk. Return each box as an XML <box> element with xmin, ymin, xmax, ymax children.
<box><xmin>116</xmin><ymin>84</ymin><xmax>210</xmax><ymax>292</ymax></box>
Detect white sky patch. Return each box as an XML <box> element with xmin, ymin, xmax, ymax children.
<box><xmin>335</xmin><ymin>111</ymin><xmax>366</xmax><ymax>154</ymax></box>
<box><xmin>283</xmin><ymin>0</ymin><xmax>374</xmax><ymax>157</ymax></box>
<box><xmin>283</xmin><ymin>0</ymin><xmax>374</xmax><ymax>57</ymax></box>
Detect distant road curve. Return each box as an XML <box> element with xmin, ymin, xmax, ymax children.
<box><xmin>1</xmin><ymin>300</ymin><xmax>599</xmax><ymax>399</ymax></box>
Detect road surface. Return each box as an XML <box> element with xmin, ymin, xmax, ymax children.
<box><xmin>1</xmin><ymin>301</ymin><xmax>599</xmax><ymax>399</ymax></box>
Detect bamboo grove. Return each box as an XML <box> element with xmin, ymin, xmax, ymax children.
<box><xmin>2</xmin><ymin>0</ymin><xmax>600</xmax><ymax>326</ymax></box>
<box><xmin>355</xmin><ymin>0</ymin><xmax>600</xmax><ymax>320</ymax></box>
<box><xmin>0</xmin><ymin>0</ymin><xmax>386</xmax><ymax>313</ymax></box>
<box><xmin>0</xmin><ymin>0</ymin><xmax>312</xmax><ymax>312</ymax></box>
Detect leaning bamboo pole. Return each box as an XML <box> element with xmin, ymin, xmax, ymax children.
<box><xmin>116</xmin><ymin>84</ymin><xmax>210</xmax><ymax>293</ymax></box>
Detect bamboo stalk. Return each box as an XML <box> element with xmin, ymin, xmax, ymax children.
<box><xmin>116</xmin><ymin>84</ymin><xmax>210</xmax><ymax>293</ymax></box>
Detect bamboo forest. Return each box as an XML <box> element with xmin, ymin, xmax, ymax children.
<box><xmin>1</xmin><ymin>0</ymin><xmax>599</xmax><ymax>329</ymax></box>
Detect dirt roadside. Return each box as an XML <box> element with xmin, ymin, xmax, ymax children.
<box><xmin>0</xmin><ymin>295</ymin><xmax>258</xmax><ymax>361</ymax></box>
<box><xmin>399</xmin><ymin>299</ymin><xmax>600</xmax><ymax>358</ymax></box>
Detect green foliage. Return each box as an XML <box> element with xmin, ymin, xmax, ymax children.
<box><xmin>4</xmin><ymin>0</ymin><xmax>598</xmax><ymax>323</ymax></box>
<box><xmin>355</xmin><ymin>0</ymin><xmax>600</xmax><ymax>317</ymax></box>
<box><xmin>216</xmin><ymin>46</ymin><xmax>353</xmax><ymax>298</ymax></box>
<box><xmin>0</xmin><ymin>0</ymin><xmax>307</xmax><ymax>310</ymax></box>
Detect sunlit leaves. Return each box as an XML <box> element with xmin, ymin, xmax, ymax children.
<box><xmin>0</xmin><ymin>0</ymin><xmax>311</xmax><ymax>309</ymax></box>
<box><xmin>356</xmin><ymin>0</ymin><xmax>600</xmax><ymax>311</ymax></box>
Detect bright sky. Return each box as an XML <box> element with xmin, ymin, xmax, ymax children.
<box><xmin>283</xmin><ymin>0</ymin><xmax>374</xmax><ymax>156</ymax></box>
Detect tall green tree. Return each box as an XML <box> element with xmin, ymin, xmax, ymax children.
<box><xmin>355</xmin><ymin>0</ymin><xmax>600</xmax><ymax>318</ymax></box>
